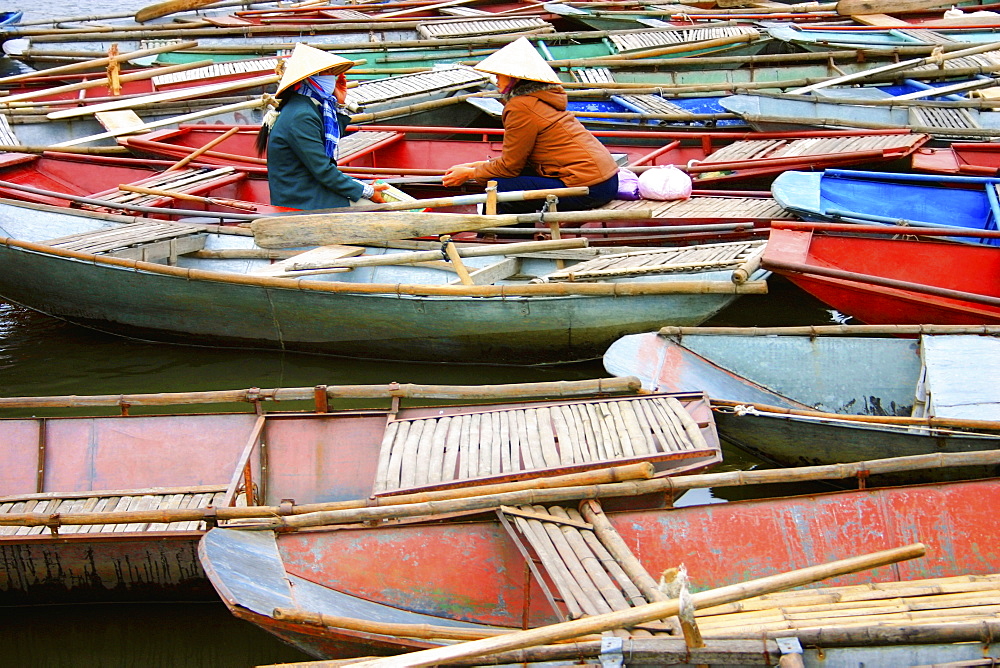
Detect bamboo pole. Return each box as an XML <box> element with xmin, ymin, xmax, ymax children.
<box><xmin>0</xmin><ymin>462</ymin><xmax>656</xmax><ymax>526</ymax></box>
<box><xmin>0</xmin><ymin>377</ymin><xmax>640</xmax><ymax>409</ymax></box>
<box><xmin>270</xmin><ymin>608</ymin><xmax>547</xmax><ymax>641</ymax></box>
<box><xmin>0</xmin><ymin>145</ymin><xmax>131</xmax><ymax>155</ymax></box>
<box><xmin>324</xmin><ymin>544</ymin><xmax>926</xmax><ymax>668</ymax></box>
<box><xmin>6</xmin><ymin>449</ymin><xmax>1000</xmax><ymax>528</ymax></box>
<box><xmin>0</xmin><ymin>41</ymin><xmax>202</xmax><ymax>86</ymax></box>
<box><xmin>165</xmin><ymin>126</ymin><xmax>241</xmax><ymax>172</ymax></box>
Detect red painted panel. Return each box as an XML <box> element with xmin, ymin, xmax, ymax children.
<box><xmin>278</xmin><ymin>522</ymin><xmax>558</xmax><ymax>628</ymax></box>
<box><xmin>264</xmin><ymin>414</ymin><xmax>387</xmax><ymax>505</ymax></box>
<box><xmin>41</xmin><ymin>414</ymin><xmax>258</xmax><ymax>493</ymax></box>
<box><xmin>613</xmin><ymin>478</ymin><xmax>1000</xmax><ymax>591</ymax></box>
<box><xmin>0</xmin><ymin>421</ymin><xmax>42</xmax><ymax>496</ymax></box>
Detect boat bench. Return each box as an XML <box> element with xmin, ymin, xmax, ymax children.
<box><xmin>42</xmin><ymin>220</ymin><xmax>209</xmax><ymax>264</ymax></box>
<box><xmin>534</xmin><ymin>240</ymin><xmax>767</xmax><ymax>282</ymax></box>
<box><xmin>346</xmin><ymin>67</ymin><xmax>489</xmax><ymax>109</ymax></box>
<box><xmin>85</xmin><ymin>166</ymin><xmax>247</xmax><ymax>210</ymax></box>
<box><xmin>373</xmin><ymin>394</ymin><xmax>713</xmax><ymax>495</ymax></box>
<box><xmin>597</xmin><ymin>196</ymin><xmax>794</xmax><ymax>221</ymax></box>
<box><xmin>416</xmin><ymin>17</ymin><xmax>554</xmax><ymax>39</ymax></box>
<box><xmin>0</xmin><ymin>484</ymin><xmax>233</xmax><ymax>536</ymax></box>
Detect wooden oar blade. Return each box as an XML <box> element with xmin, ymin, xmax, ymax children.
<box><xmin>836</xmin><ymin>0</ymin><xmax>953</xmax><ymax>15</ymax></box>
<box><xmin>136</xmin><ymin>0</ymin><xmax>221</xmax><ymax>22</ymax></box>
<box><xmin>250</xmin><ymin>211</ymin><xmax>517</xmax><ymax>249</ymax></box>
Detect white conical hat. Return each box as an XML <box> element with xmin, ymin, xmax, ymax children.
<box><xmin>474</xmin><ymin>37</ymin><xmax>561</xmax><ymax>85</ymax></box>
<box><xmin>276</xmin><ymin>43</ymin><xmax>354</xmax><ymax>95</ymax></box>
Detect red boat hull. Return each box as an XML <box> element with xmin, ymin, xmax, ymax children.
<box><xmin>763</xmin><ymin>224</ymin><xmax>1000</xmax><ymax>324</ymax></box>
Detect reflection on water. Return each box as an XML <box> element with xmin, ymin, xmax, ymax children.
<box><xmin>0</xmin><ymin>601</ymin><xmax>310</xmax><ymax>667</ymax></box>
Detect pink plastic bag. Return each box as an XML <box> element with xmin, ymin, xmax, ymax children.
<box><xmin>616</xmin><ymin>168</ymin><xmax>641</xmax><ymax>200</ymax></box>
<box><xmin>637</xmin><ymin>165</ymin><xmax>692</xmax><ymax>201</ymax></box>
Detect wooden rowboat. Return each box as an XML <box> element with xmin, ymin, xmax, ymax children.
<box><xmin>761</xmin><ymin>220</ymin><xmax>1000</xmax><ymax>325</ymax></box>
<box><xmin>0</xmin><ymin>197</ymin><xmax>769</xmax><ymax>363</ymax></box>
<box><xmin>603</xmin><ymin>326</ymin><xmax>1000</xmax><ymax>480</ymax></box>
<box><xmin>0</xmin><ymin>377</ymin><xmax>721</xmax><ymax>603</ymax></box>
<box><xmin>200</xmin><ymin>473</ymin><xmax>1000</xmax><ymax>660</ymax></box>
<box><xmin>771</xmin><ymin>168</ymin><xmax>1000</xmax><ymax>245</ymax></box>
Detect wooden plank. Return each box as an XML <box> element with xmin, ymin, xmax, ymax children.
<box><xmin>413</xmin><ymin>418</ymin><xmax>438</xmax><ymax>487</ymax></box>
<box><xmin>519</xmin><ymin>409</ymin><xmax>538</xmax><ymax>470</ymax></box>
<box><xmin>536</xmin><ymin>407</ymin><xmax>561</xmax><ymax>468</ymax></box>
<box><xmin>529</xmin><ymin>504</ymin><xmax>614</xmax><ymax>616</ymax></box>
<box><xmin>398</xmin><ymin>418</ymin><xmax>426</xmax><ymax>489</ymax></box>
<box><xmin>441</xmin><ymin>416</ymin><xmax>462</xmax><ymax>482</ymax></box>
<box><xmin>548</xmin><ymin>505</ymin><xmax>633</xmax><ymax>612</ymax></box>
<box><xmin>511</xmin><ymin>513</ymin><xmax>587</xmax><ymax>618</ymax></box>
<box><xmin>569</xmin><ymin>506</ymin><xmax>648</xmax><ymax>608</ymax></box>
<box><xmin>383</xmin><ymin>420</ymin><xmax>410</xmax><ymax>492</ymax></box>
<box><xmin>372</xmin><ymin>420</ymin><xmax>401</xmax><ymax>494</ymax></box>
<box><xmin>423</xmin><ymin>417</ymin><xmax>450</xmax><ymax>487</ymax></box>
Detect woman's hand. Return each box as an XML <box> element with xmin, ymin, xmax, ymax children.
<box><xmin>369</xmin><ymin>182</ymin><xmax>390</xmax><ymax>203</ymax></box>
<box><xmin>442</xmin><ymin>163</ymin><xmax>477</xmax><ymax>187</ymax></box>
<box><xmin>334</xmin><ymin>73</ymin><xmax>348</xmax><ymax>105</ymax></box>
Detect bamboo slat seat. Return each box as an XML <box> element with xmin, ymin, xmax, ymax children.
<box><xmin>150</xmin><ymin>58</ymin><xmax>279</xmax><ymax>87</ymax></box>
<box><xmin>611</xmin><ymin>94</ymin><xmax>686</xmax><ymax>115</ymax></box>
<box><xmin>571</xmin><ymin>68</ymin><xmax>615</xmax><ymax>85</ymax></box>
<box><xmin>536</xmin><ymin>240</ymin><xmax>767</xmax><ymax>282</ymax></box>
<box><xmin>910</xmin><ymin>106</ymin><xmax>982</xmax><ymax>132</ymax></box>
<box><xmin>0</xmin><ymin>113</ymin><xmax>18</xmax><ymax>147</ymax></box>
<box><xmin>700</xmin><ymin>133</ymin><xmax>926</xmax><ymax>164</ymax></box>
<box><xmin>498</xmin><ymin>502</ymin><xmax>671</xmax><ymax>637</ymax></box>
<box><xmin>598</xmin><ymin>195</ymin><xmax>795</xmax><ymax>221</ymax></box>
<box><xmin>42</xmin><ymin>220</ymin><xmax>208</xmax><ymax>263</ymax></box>
<box><xmin>345</xmin><ymin>67</ymin><xmax>489</xmax><ymax>109</ymax></box>
<box><xmin>84</xmin><ymin>166</ymin><xmax>246</xmax><ymax>210</ymax></box>
<box><xmin>372</xmin><ymin>394</ymin><xmax>714</xmax><ymax>495</ymax></box>
<box><xmin>609</xmin><ymin>26</ymin><xmax>758</xmax><ymax>54</ymax></box>
<box><xmin>0</xmin><ymin>484</ymin><xmax>236</xmax><ymax>536</ymax></box>
<box><xmin>336</xmin><ymin>130</ymin><xmax>405</xmax><ymax>161</ymax></box>
<box><xmin>416</xmin><ymin>17</ymin><xmax>554</xmax><ymax>39</ymax></box>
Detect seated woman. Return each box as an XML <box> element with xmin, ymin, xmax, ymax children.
<box><xmin>442</xmin><ymin>37</ymin><xmax>619</xmax><ymax>215</ymax></box>
<box><xmin>256</xmin><ymin>43</ymin><xmax>387</xmax><ymax>210</ymax></box>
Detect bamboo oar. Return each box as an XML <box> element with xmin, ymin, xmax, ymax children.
<box><xmin>165</xmin><ymin>126</ymin><xmax>240</xmax><ymax>171</ymax></box>
<box><xmin>0</xmin><ymin>60</ymin><xmax>215</xmax><ymax>105</ymax></box>
<box><xmin>115</xmin><ymin>183</ymin><xmax>259</xmax><ymax>211</ymax></box>
<box><xmin>52</xmin><ymin>97</ymin><xmax>266</xmax><ymax>148</ymax></box>
<box><xmin>0</xmin><ymin>41</ymin><xmax>201</xmax><ymax>86</ymax></box>
<box><xmin>136</xmin><ymin>0</ymin><xmax>239</xmax><ymax>22</ymax></box>
<box><xmin>320</xmin><ymin>545</ymin><xmax>925</xmax><ymax>668</ymax></box>
<box><xmin>249</xmin><ymin>209</ymin><xmax>653</xmax><ymax>248</ymax></box>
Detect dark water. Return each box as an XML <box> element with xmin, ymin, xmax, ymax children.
<box><xmin>0</xmin><ymin>2</ymin><xmax>844</xmax><ymax>664</ymax></box>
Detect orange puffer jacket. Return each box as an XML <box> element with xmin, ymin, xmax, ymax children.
<box><xmin>471</xmin><ymin>85</ymin><xmax>619</xmax><ymax>187</ymax></box>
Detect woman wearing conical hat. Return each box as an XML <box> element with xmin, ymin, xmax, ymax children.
<box><xmin>256</xmin><ymin>43</ymin><xmax>388</xmax><ymax>210</ymax></box>
<box><xmin>442</xmin><ymin>37</ymin><xmax>619</xmax><ymax>214</ymax></box>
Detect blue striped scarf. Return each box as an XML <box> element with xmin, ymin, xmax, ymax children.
<box><xmin>295</xmin><ymin>77</ymin><xmax>342</xmax><ymax>159</ymax></box>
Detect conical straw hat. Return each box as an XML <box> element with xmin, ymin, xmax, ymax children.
<box><xmin>276</xmin><ymin>43</ymin><xmax>354</xmax><ymax>95</ymax></box>
<box><xmin>473</xmin><ymin>37</ymin><xmax>561</xmax><ymax>85</ymax></box>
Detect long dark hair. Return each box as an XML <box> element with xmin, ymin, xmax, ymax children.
<box><xmin>254</xmin><ymin>88</ymin><xmax>295</xmax><ymax>157</ymax></box>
